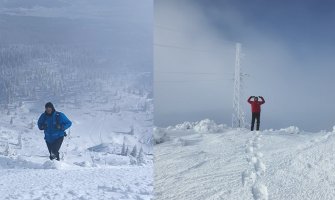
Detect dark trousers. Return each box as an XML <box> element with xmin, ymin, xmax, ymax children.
<box><xmin>251</xmin><ymin>112</ymin><xmax>261</xmax><ymax>131</ymax></box>
<box><xmin>46</xmin><ymin>136</ymin><xmax>64</xmax><ymax>160</ymax></box>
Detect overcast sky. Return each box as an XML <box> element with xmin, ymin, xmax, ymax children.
<box><xmin>154</xmin><ymin>0</ymin><xmax>335</xmax><ymax>131</ymax></box>
<box><xmin>0</xmin><ymin>0</ymin><xmax>152</xmax><ymax>72</ymax></box>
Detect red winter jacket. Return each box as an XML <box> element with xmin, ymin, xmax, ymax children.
<box><xmin>248</xmin><ymin>96</ymin><xmax>265</xmax><ymax>113</ymax></box>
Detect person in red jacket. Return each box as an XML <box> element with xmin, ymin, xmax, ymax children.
<box><xmin>248</xmin><ymin>96</ymin><xmax>265</xmax><ymax>131</ymax></box>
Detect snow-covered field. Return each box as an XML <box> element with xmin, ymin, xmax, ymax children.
<box><xmin>0</xmin><ymin>167</ymin><xmax>151</xmax><ymax>200</ymax></box>
<box><xmin>154</xmin><ymin>119</ymin><xmax>335</xmax><ymax>200</ymax></box>
<box><xmin>0</xmin><ymin>87</ymin><xmax>153</xmax><ymax>200</ymax></box>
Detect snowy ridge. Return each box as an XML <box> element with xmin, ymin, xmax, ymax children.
<box><xmin>154</xmin><ymin>119</ymin><xmax>335</xmax><ymax>200</ymax></box>
<box><xmin>165</xmin><ymin>119</ymin><xmax>227</xmax><ymax>132</ymax></box>
<box><xmin>154</xmin><ymin>119</ymin><xmax>227</xmax><ymax>144</ymax></box>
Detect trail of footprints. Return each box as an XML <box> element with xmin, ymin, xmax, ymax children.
<box><xmin>242</xmin><ymin>131</ymin><xmax>268</xmax><ymax>200</ymax></box>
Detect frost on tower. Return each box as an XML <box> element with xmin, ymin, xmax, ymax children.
<box><xmin>232</xmin><ymin>43</ymin><xmax>246</xmax><ymax>128</ymax></box>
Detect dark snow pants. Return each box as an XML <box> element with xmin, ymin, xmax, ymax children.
<box><xmin>46</xmin><ymin>136</ymin><xmax>64</xmax><ymax>160</ymax></box>
<box><xmin>251</xmin><ymin>112</ymin><xmax>261</xmax><ymax>131</ymax></box>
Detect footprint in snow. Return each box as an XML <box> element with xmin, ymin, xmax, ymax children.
<box><xmin>254</xmin><ymin>159</ymin><xmax>266</xmax><ymax>175</ymax></box>
<box><xmin>255</xmin><ymin>152</ymin><xmax>263</xmax><ymax>158</ymax></box>
<box><xmin>242</xmin><ymin>170</ymin><xmax>257</xmax><ymax>186</ymax></box>
<box><xmin>246</xmin><ymin>146</ymin><xmax>254</xmax><ymax>153</ymax></box>
<box><xmin>253</xmin><ymin>143</ymin><xmax>260</xmax><ymax>149</ymax></box>
<box><xmin>252</xmin><ymin>183</ymin><xmax>268</xmax><ymax>200</ymax></box>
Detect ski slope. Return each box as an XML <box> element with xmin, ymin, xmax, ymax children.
<box><xmin>154</xmin><ymin>119</ymin><xmax>335</xmax><ymax>200</ymax></box>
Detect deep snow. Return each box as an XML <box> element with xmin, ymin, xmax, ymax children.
<box><xmin>0</xmin><ymin>45</ymin><xmax>153</xmax><ymax>200</ymax></box>
<box><xmin>0</xmin><ymin>0</ymin><xmax>153</xmax><ymax>199</ymax></box>
<box><xmin>154</xmin><ymin>119</ymin><xmax>335</xmax><ymax>200</ymax></box>
<box><xmin>0</xmin><ymin>167</ymin><xmax>151</xmax><ymax>200</ymax></box>
<box><xmin>0</xmin><ymin>86</ymin><xmax>153</xmax><ymax>200</ymax></box>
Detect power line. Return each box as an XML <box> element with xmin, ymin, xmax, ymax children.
<box><xmin>155</xmin><ymin>24</ymin><xmax>182</xmax><ymax>32</ymax></box>
<box><xmin>154</xmin><ymin>43</ymin><xmax>215</xmax><ymax>53</ymax></box>
<box><xmin>154</xmin><ymin>42</ymin><xmax>234</xmax><ymax>54</ymax></box>
<box><xmin>155</xmin><ymin>24</ymin><xmax>235</xmax><ymax>46</ymax></box>
<box><xmin>155</xmin><ymin>78</ymin><xmax>232</xmax><ymax>83</ymax></box>
<box><xmin>155</xmin><ymin>71</ymin><xmax>234</xmax><ymax>75</ymax></box>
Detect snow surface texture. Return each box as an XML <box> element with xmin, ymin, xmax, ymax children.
<box><xmin>0</xmin><ymin>77</ymin><xmax>153</xmax><ymax>200</ymax></box>
<box><xmin>0</xmin><ymin>0</ymin><xmax>153</xmax><ymax>199</ymax></box>
<box><xmin>0</xmin><ymin>76</ymin><xmax>153</xmax><ymax>199</ymax></box>
<box><xmin>0</xmin><ymin>62</ymin><xmax>153</xmax><ymax>199</ymax></box>
<box><xmin>154</xmin><ymin>120</ymin><xmax>335</xmax><ymax>200</ymax></box>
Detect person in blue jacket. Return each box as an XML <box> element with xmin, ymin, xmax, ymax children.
<box><xmin>37</xmin><ymin>102</ymin><xmax>72</xmax><ymax>161</ymax></box>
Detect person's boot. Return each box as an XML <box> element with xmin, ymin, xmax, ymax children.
<box><xmin>55</xmin><ymin>152</ymin><xmax>60</xmax><ymax>161</ymax></box>
<box><xmin>49</xmin><ymin>153</ymin><xmax>56</xmax><ymax>160</ymax></box>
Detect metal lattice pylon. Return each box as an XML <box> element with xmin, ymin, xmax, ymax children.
<box><xmin>232</xmin><ymin>43</ymin><xmax>246</xmax><ymax>128</ymax></box>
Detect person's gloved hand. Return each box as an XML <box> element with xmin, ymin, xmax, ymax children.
<box><xmin>56</xmin><ymin>124</ymin><xmax>64</xmax><ymax>130</ymax></box>
<box><xmin>41</xmin><ymin>124</ymin><xmax>47</xmax><ymax>130</ymax></box>
<box><xmin>64</xmin><ymin>132</ymin><xmax>67</xmax><ymax>137</ymax></box>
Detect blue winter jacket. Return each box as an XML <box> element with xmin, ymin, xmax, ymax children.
<box><xmin>37</xmin><ymin>111</ymin><xmax>72</xmax><ymax>143</ymax></box>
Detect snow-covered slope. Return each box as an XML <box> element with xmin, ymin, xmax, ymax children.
<box><xmin>0</xmin><ymin>84</ymin><xmax>153</xmax><ymax>199</ymax></box>
<box><xmin>0</xmin><ymin>0</ymin><xmax>153</xmax><ymax>199</ymax></box>
<box><xmin>154</xmin><ymin>119</ymin><xmax>335</xmax><ymax>200</ymax></box>
<box><xmin>0</xmin><ymin>50</ymin><xmax>153</xmax><ymax>198</ymax></box>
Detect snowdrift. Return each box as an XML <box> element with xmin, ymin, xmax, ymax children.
<box><xmin>170</xmin><ymin>119</ymin><xmax>227</xmax><ymax>133</ymax></box>
<box><xmin>154</xmin><ymin>119</ymin><xmax>228</xmax><ymax>144</ymax></box>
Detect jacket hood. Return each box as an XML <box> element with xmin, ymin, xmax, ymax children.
<box><xmin>45</xmin><ymin>102</ymin><xmax>55</xmax><ymax>115</ymax></box>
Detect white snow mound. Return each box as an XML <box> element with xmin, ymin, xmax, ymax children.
<box><xmin>193</xmin><ymin>119</ymin><xmax>227</xmax><ymax>133</ymax></box>
<box><xmin>166</xmin><ymin>119</ymin><xmax>227</xmax><ymax>134</ymax></box>
<box><xmin>279</xmin><ymin>126</ymin><xmax>300</xmax><ymax>134</ymax></box>
<box><xmin>153</xmin><ymin>127</ymin><xmax>170</xmax><ymax>144</ymax></box>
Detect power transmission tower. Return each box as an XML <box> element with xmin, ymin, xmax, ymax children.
<box><xmin>232</xmin><ymin>43</ymin><xmax>246</xmax><ymax>128</ymax></box>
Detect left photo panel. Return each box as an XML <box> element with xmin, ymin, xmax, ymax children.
<box><xmin>0</xmin><ymin>0</ymin><xmax>153</xmax><ymax>199</ymax></box>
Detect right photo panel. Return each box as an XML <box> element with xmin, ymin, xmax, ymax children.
<box><xmin>154</xmin><ymin>0</ymin><xmax>335</xmax><ymax>200</ymax></box>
